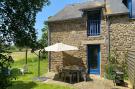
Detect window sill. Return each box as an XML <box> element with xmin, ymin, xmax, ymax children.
<box><xmin>128</xmin><ymin>15</ymin><xmax>135</xmax><ymax>19</ymax></box>
<box><xmin>87</xmin><ymin>35</ymin><xmax>101</xmax><ymax>38</ymax></box>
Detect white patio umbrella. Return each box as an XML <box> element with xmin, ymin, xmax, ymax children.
<box><xmin>45</xmin><ymin>43</ymin><xmax>79</xmax><ymax>74</ymax></box>
<box><xmin>45</xmin><ymin>43</ymin><xmax>78</xmax><ymax>52</ymax></box>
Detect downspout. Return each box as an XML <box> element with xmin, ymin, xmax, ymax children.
<box><xmin>107</xmin><ymin>16</ymin><xmax>111</xmax><ymax>61</ymax></box>
<box><xmin>48</xmin><ymin>24</ymin><xmax>51</xmax><ymax>72</ymax></box>
<box><xmin>104</xmin><ymin>0</ymin><xmax>107</xmax><ymax>12</ymax></box>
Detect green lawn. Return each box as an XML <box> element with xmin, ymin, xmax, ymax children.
<box><xmin>8</xmin><ymin>82</ymin><xmax>72</xmax><ymax>89</ymax></box>
<box><xmin>8</xmin><ymin>51</ymin><xmax>73</xmax><ymax>89</ymax></box>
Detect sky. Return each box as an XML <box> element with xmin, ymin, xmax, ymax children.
<box><xmin>35</xmin><ymin>0</ymin><xmax>89</xmax><ymax>39</ymax></box>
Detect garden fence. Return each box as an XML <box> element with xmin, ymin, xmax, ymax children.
<box><xmin>127</xmin><ymin>51</ymin><xmax>135</xmax><ymax>89</ymax></box>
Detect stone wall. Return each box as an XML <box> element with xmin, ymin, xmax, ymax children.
<box><xmin>48</xmin><ymin>14</ymin><xmax>135</xmax><ymax>77</ymax></box>
<box><xmin>48</xmin><ymin>16</ymin><xmax>108</xmax><ymax>77</ymax></box>
<box><xmin>110</xmin><ymin>15</ymin><xmax>135</xmax><ymax>61</ymax></box>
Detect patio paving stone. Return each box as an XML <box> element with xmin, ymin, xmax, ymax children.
<box><xmin>44</xmin><ymin>72</ymin><xmax>131</xmax><ymax>89</ymax></box>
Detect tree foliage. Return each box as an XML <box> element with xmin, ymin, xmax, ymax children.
<box><xmin>37</xmin><ymin>23</ymin><xmax>48</xmax><ymax>58</ymax></box>
<box><xmin>0</xmin><ymin>0</ymin><xmax>50</xmax><ymax>88</ymax></box>
<box><xmin>0</xmin><ymin>54</ymin><xmax>14</xmax><ymax>89</ymax></box>
<box><xmin>0</xmin><ymin>0</ymin><xmax>50</xmax><ymax>48</ymax></box>
<box><xmin>38</xmin><ymin>23</ymin><xmax>48</xmax><ymax>49</ymax></box>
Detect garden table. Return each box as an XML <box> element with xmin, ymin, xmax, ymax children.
<box><xmin>62</xmin><ymin>66</ymin><xmax>82</xmax><ymax>83</ymax></box>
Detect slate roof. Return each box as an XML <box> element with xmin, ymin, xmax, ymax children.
<box><xmin>48</xmin><ymin>0</ymin><xmax>128</xmax><ymax>22</ymax></box>
<box><xmin>106</xmin><ymin>0</ymin><xmax>128</xmax><ymax>15</ymax></box>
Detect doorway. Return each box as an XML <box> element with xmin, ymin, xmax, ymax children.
<box><xmin>87</xmin><ymin>45</ymin><xmax>100</xmax><ymax>75</ymax></box>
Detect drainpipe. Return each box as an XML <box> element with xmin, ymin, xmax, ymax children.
<box><xmin>106</xmin><ymin>16</ymin><xmax>111</xmax><ymax>61</ymax></box>
<box><xmin>48</xmin><ymin>24</ymin><xmax>51</xmax><ymax>72</ymax></box>
<box><xmin>104</xmin><ymin>0</ymin><xmax>107</xmax><ymax>12</ymax></box>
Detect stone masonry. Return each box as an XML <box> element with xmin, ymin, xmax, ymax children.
<box><xmin>48</xmin><ymin>14</ymin><xmax>135</xmax><ymax>77</ymax></box>
<box><xmin>48</xmin><ymin>15</ymin><xmax>108</xmax><ymax>77</ymax></box>
<box><xmin>110</xmin><ymin>15</ymin><xmax>135</xmax><ymax>62</ymax></box>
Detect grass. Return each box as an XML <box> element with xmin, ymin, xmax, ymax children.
<box><xmin>8</xmin><ymin>82</ymin><xmax>72</xmax><ymax>89</ymax></box>
<box><xmin>7</xmin><ymin>51</ymin><xmax>73</xmax><ymax>89</ymax></box>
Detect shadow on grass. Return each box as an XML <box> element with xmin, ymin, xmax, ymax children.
<box><xmin>8</xmin><ymin>81</ymin><xmax>37</xmax><ymax>89</ymax></box>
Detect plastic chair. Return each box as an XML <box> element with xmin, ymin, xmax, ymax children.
<box><xmin>81</xmin><ymin>68</ymin><xmax>88</xmax><ymax>82</ymax></box>
<box><xmin>64</xmin><ymin>71</ymin><xmax>72</xmax><ymax>83</ymax></box>
<box><xmin>19</xmin><ymin>65</ymin><xmax>28</xmax><ymax>75</ymax></box>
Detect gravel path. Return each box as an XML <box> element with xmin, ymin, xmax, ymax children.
<box><xmin>73</xmin><ymin>79</ymin><xmax>130</xmax><ymax>89</ymax></box>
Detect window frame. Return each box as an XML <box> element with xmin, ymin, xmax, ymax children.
<box><xmin>87</xmin><ymin>10</ymin><xmax>101</xmax><ymax>37</ymax></box>
<box><xmin>128</xmin><ymin>0</ymin><xmax>135</xmax><ymax>19</ymax></box>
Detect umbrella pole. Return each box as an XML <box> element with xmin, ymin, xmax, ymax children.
<box><xmin>26</xmin><ymin>48</ymin><xmax>28</xmax><ymax>64</ymax></box>
<box><xmin>32</xmin><ymin>49</ymin><xmax>48</xmax><ymax>82</ymax></box>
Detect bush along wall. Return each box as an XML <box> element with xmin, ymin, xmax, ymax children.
<box><xmin>105</xmin><ymin>49</ymin><xmax>128</xmax><ymax>80</ymax></box>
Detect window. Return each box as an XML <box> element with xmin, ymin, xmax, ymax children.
<box><xmin>132</xmin><ymin>0</ymin><xmax>135</xmax><ymax>18</ymax></box>
<box><xmin>87</xmin><ymin>10</ymin><xmax>101</xmax><ymax>36</ymax></box>
<box><xmin>128</xmin><ymin>0</ymin><xmax>135</xmax><ymax>18</ymax></box>
<box><xmin>122</xmin><ymin>0</ymin><xmax>128</xmax><ymax>7</ymax></box>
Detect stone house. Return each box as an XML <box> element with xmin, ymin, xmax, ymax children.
<box><xmin>47</xmin><ymin>0</ymin><xmax>135</xmax><ymax>77</ymax></box>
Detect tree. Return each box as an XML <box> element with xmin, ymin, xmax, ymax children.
<box><xmin>37</xmin><ymin>23</ymin><xmax>48</xmax><ymax>59</ymax></box>
<box><xmin>38</xmin><ymin>23</ymin><xmax>48</xmax><ymax>49</ymax></box>
<box><xmin>0</xmin><ymin>0</ymin><xmax>50</xmax><ymax>88</ymax></box>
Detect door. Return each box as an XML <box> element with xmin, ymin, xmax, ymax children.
<box><xmin>87</xmin><ymin>45</ymin><xmax>100</xmax><ymax>75</ymax></box>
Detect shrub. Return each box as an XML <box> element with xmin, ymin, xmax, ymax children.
<box><xmin>105</xmin><ymin>49</ymin><xmax>128</xmax><ymax>80</ymax></box>
<box><xmin>0</xmin><ymin>54</ymin><xmax>14</xmax><ymax>89</ymax></box>
<box><xmin>105</xmin><ymin>64</ymin><xmax>117</xmax><ymax>80</ymax></box>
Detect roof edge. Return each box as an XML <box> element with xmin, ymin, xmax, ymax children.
<box><xmin>47</xmin><ymin>17</ymin><xmax>82</xmax><ymax>23</ymax></box>
<box><xmin>105</xmin><ymin>12</ymin><xmax>129</xmax><ymax>16</ymax></box>
<box><xmin>47</xmin><ymin>12</ymin><xmax>129</xmax><ymax>23</ymax></box>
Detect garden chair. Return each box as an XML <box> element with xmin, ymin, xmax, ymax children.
<box><xmin>112</xmin><ymin>66</ymin><xmax>124</xmax><ymax>86</ymax></box>
<box><xmin>19</xmin><ymin>64</ymin><xmax>28</xmax><ymax>75</ymax></box>
<box><xmin>81</xmin><ymin>67</ymin><xmax>88</xmax><ymax>82</ymax></box>
<box><xmin>55</xmin><ymin>65</ymin><xmax>63</xmax><ymax>78</ymax></box>
<box><xmin>63</xmin><ymin>70</ymin><xmax>73</xmax><ymax>83</ymax></box>
<box><xmin>113</xmin><ymin>71</ymin><xmax>124</xmax><ymax>86</ymax></box>
<box><xmin>3</xmin><ymin>68</ymin><xmax>11</xmax><ymax>76</ymax></box>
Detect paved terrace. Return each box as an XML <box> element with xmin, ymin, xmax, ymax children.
<box><xmin>44</xmin><ymin>72</ymin><xmax>132</xmax><ymax>89</ymax></box>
